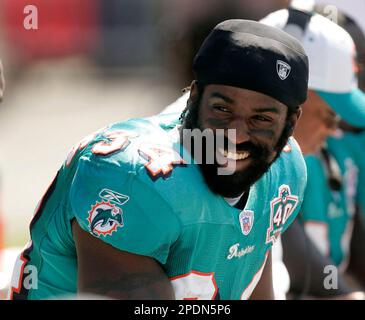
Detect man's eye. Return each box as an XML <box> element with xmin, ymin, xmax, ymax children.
<box><xmin>253</xmin><ymin>115</ymin><xmax>271</xmax><ymax>122</ymax></box>
<box><xmin>213</xmin><ymin>105</ymin><xmax>231</xmax><ymax>113</ymax></box>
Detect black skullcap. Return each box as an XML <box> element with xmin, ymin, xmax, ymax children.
<box><xmin>193</xmin><ymin>19</ymin><xmax>309</xmax><ymax>110</ymax></box>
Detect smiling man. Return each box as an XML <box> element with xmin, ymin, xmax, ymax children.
<box><xmin>9</xmin><ymin>20</ymin><xmax>309</xmax><ymax>300</ymax></box>
<box><xmin>182</xmin><ymin>84</ymin><xmax>297</xmax><ymax>198</ymax></box>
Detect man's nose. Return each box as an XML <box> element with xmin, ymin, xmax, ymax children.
<box><xmin>325</xmin><ymin>115</ymin><xmax>340</xmax><ymax>136</ymax></box>
<box><xmin>227</xmin><ymin>121</ymin><xmax>250</xmax><ymax>145</ymax></box>
<box><xmin>327</xmin><ymin>126</ymin><xmax>337</xmax><ymax>137</ymax></box>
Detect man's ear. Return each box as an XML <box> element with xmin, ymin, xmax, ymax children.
<box><xmin>295</xmin><ymin>107</ymin><xmax>302</xmax><ymax>121</ymax></box>
<box><xmin>288</xmin><ymin>107</ymin><xmax>302</xmax><ymax>136</ymax></box>
<box><xmin>188</xmin><ymin>80</ymin><xmax>199</xmax><ymax>103</ymax></box>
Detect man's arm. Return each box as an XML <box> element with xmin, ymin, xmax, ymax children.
<box><xmin>250</xmin><ymin>250</ymin><xmax>275</xmax><ymax>300</ymax></box>
<box><xmin>72</xmin><ymin>220</ymin><xmax>175</xmax><ymax>300</ymax></box>
<box><xmin>282</xmin><ymin>218</ymin><xmax>356</xmax><ymax>299</ymax></box>
<box><xmin>347</xmin><ymin>206</ymin><xmax>365</xmax><ymax>289</ymax></box>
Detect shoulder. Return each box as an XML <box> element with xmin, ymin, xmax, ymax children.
<box><xmin>246</xmin><ymin>137</ymin><xmax>307</xmax><ymax>208</ymax></box>
<box><xmin>252</xmin><ymin>137</ymin><xmax>307</xmax><ymax>244</ymax></box>
<box><xmin>71</xmin><ymin>117</ymin><xmax>181</xmax><ymax>175</ymax></box>
<box><xmin>67</xmin><ymin>118</ymin><xmax>185</xmax><ymax>263</ymax></box>
<box><xmin>68</xmin><ymin>115</ymin><xmax>189</xmax><ymax>207</ymax></box>
<box><xmin>268</xmin><ymin>137</ymin><xmax>307</xmax><ymax>194</ymax></box>
<box><xmin>278</xmin><ymin>137</ymin><xmax>306</xmax><ymax>170</ymax></box>
<box><xmin>160</xmin><ymin>92</ymin><xmax>189</xmax><ymax>115</ymax></box>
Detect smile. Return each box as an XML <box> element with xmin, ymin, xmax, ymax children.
<box><xmin>218</xmin><ymin>148</ymin><xmax>251</xmax><ymax>161</ymax></box>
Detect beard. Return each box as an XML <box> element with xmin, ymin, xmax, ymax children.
<box><xmin>181</xmin><ymin>96</ymin><xmax>292</xmax><ymax>198</ymax></box>
<box><xmin>198</xmin><ymin>140</ymin><xmax>273</xmax><ymax>198</ymax></box>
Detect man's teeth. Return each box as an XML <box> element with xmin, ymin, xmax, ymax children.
<box><xmin>221</xmin><ymin>149</ymin><xmax>250</xmax><ymax>160</ymax></box>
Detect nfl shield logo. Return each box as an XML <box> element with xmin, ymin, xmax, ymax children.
<box><xmin>239</xmin><ymin>210</ymin><xmax>254</xmax><ymax>236</ymax></box>
<box><xmin>276</xmin><ymin>60</ymin><xmax>291</xmax><ymax>80</ymax></box>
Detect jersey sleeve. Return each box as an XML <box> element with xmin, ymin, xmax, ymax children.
<box><xmin>300</xmin><ymin>155</ymin><xmax>328</xmax><ymax>223</ymax></box>
<box><xmin>276</xmin><ymin>138</ymin><xmax>308</xmax><ymax>233</ymax></box>
<box><xmin>347</xmin><ymin>134</ymin><xmax>365</xmax><ymax>218</ymax></box>
<box><xmin>299</xmin><ymin>155</ymin><xmax>331</xmax><ymax>256</ymax></box>
<box><xmin>68</xmin><ymin>156</ymin><xmax>181</xmax><ymax>264</ymax></box>
<box><xmin>260</xmin><ymin>137</ymin><xmax>307</xmax><ymax>246</ymax></box>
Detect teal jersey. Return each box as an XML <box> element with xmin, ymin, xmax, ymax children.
<box><xmin>9</xmin><ymin>110</ymin><xmax>307</xmax><ymax>300</ymax></box>
<box><xmin>338</xmin><ymin>132</ymin><xmax>365</xmax><ymax>224</ymax></box>
<box><xmin>300</xmin><ymin>135</ymin><xmax>359</xmax><ymax>268</ymax></box>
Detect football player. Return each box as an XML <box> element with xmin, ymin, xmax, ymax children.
<box><xmin>9</xmin><ymin>20</ymin><xmax>309</xmax><ymax>300</ymax></box>
<box><xmin>314</xmin><ymin>5</ymin><xmax>365</xmax><ymax>292</ymax></box>
<box><xmin>262</xmin><ymin>4</ymin><xmax>365</xmax><ymax>299</ymax></box>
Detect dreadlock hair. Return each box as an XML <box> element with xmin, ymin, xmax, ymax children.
<box><xmin>179</xmin><ymin>81</ymin><xmax>205</xmax><ymax>127</ymax></box>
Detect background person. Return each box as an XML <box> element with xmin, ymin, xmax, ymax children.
<box><xmin>262</xmin><ymin>4</ymin><xmax>365</xmax><ymax>299</ymax></box>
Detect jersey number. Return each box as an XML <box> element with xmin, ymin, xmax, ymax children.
<box><xmin>92</xmin><ymin>130</ymin><xmax>136</xmax><ymax>155</ymax></box>
<box><xmin>90</xmin><ymin>130</ymin><xmax>185</xmax><ymax>178</ymax></box>
<box><xmin>138</xmin><ymin>144</ymin><xmax>186</xmax><ymax>177</ymax></box>
<box><xmin>273</xmin><ymin>203</ymin><xmax>294</xmax><ymax>227</ymax></box>
<box><xmin>266</xmin><ymin>185</ymin><xmax>299</xmax><ymax>245</ymax></box>
<box><xmin>170</xmin><ymin>271</ymin><xmax>218</xmax><ymax>300</ymax></box>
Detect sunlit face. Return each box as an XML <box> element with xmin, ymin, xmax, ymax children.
<box><xmin>182</xmin><ymin>82</ymin><xmax>298</xmax><ymax>197</ymax></box>
<box><xmin>198</xmin><ymin>84</ymin><xmax>289</xmax><ymax>169</ymax></box>
<box><xmin>294</xmin><ymin>91</ymin><xmax>339</xmax><ymax>155</ymax></box>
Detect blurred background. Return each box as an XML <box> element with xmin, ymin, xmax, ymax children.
<box><xmin>0</xmin><ymin>0</ymin><xmax>364</xmax><ymax>297</ymax></box>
